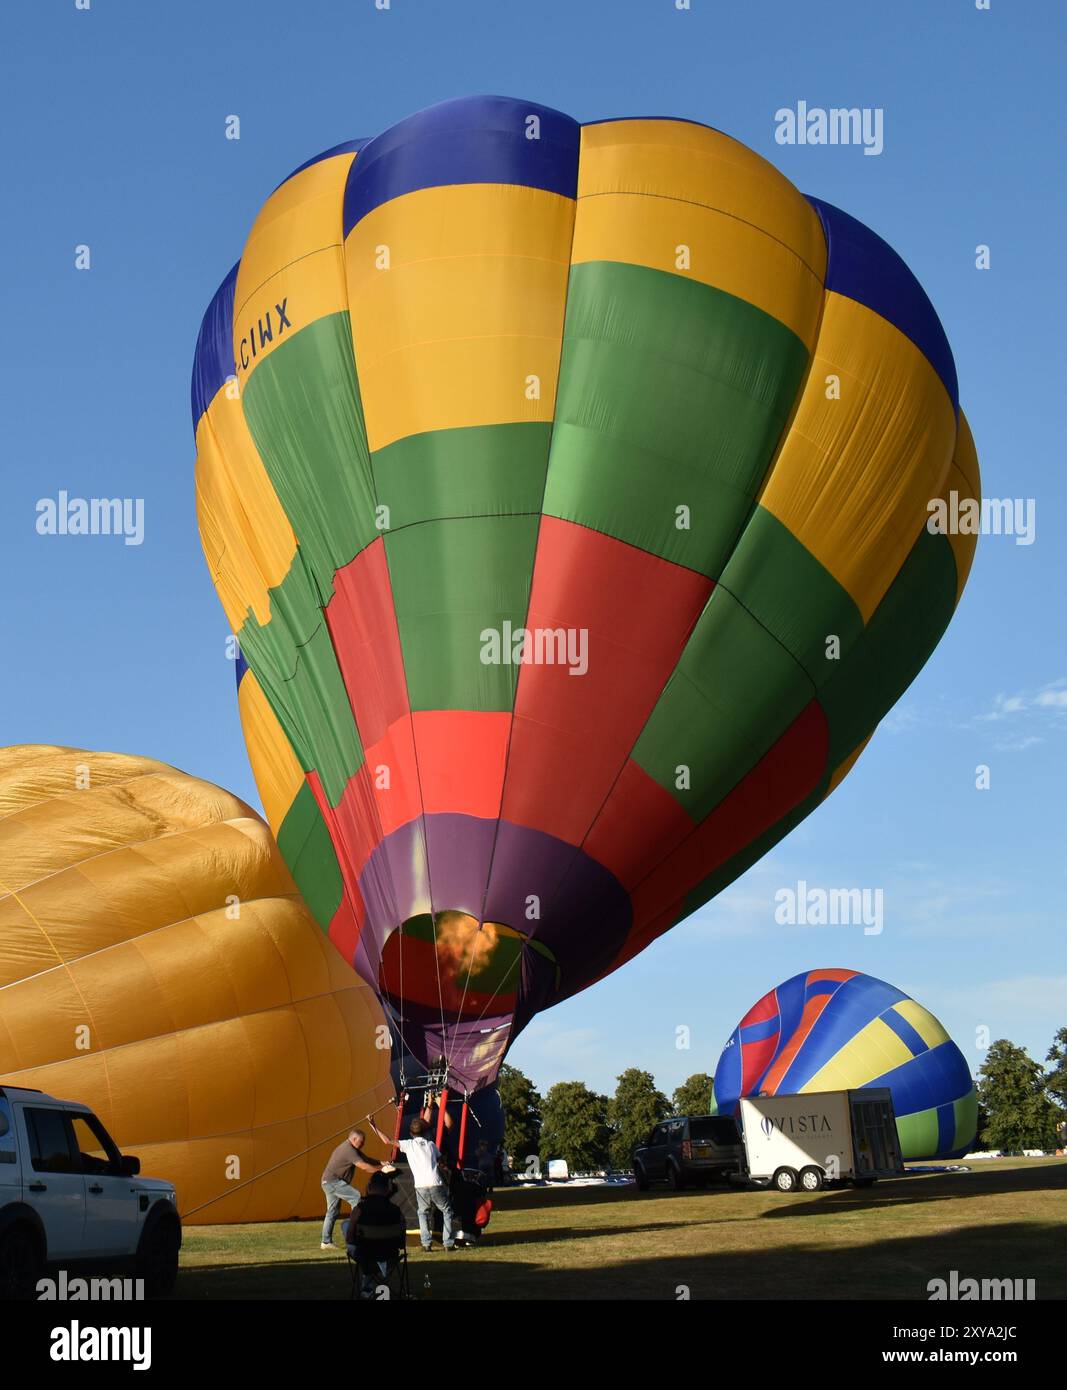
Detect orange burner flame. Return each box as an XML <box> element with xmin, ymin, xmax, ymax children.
<box><xmin>434</xmin><ymin>911</ymin><xmax>500</xmax><ymax>979</ymax></box>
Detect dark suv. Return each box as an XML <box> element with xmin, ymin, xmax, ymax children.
<box><xmin>633</xmin><ymin>1115</ymin><xmax>742</xmax><ymax>1190</ymax></box>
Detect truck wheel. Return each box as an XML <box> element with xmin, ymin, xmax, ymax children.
<box><xmin>136</xmin><ymin>1215</ymin><xmax>180</xmax><ymax>1298</ymax></box>
<box><xmin>666</xmin><ymin>1161</ymin><xmax>687</xmax><ymax>1191</ymax></box>
<box><xmin>773</xmin><ymin>1167</ymin><xmax>798</xmax><ymax>1193</ymax></box>
<box><xmin>799</xmin><ymin>1166</ymin><xmax>824</xmax><ymax>1192</ymax></box>
<box><xmin>633</xmin><ymin>1163</ymin><xmax>650</xmax><ymax>1191</ymax></box>
<box><xmin>0</xmin><ymin>1225</ymin><xmax>44</xmax><ymax>1301</ymax></box>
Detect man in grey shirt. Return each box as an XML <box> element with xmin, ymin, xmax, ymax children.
<box><xmin>320</xmin><ymin>1129</ymin><xmax>392</xmax><ymax>1250</ymax></box>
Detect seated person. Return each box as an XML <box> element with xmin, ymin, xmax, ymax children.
<box><xmin>345</xmin><ymin>1171</ymin><xmax>406</xmax><ymax>1260</ymax></box>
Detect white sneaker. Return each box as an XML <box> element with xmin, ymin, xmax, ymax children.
<box><xmin>320</xmin><ymin>1241</ymin><xmax>335</xmax><ymax>1250</ymax></box>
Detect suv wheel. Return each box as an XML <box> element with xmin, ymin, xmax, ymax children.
<box><xmin>0</xmin><ymin>1225</ymin><xmax>44</xmax><ymax>1300</ymax></box>
<box><xmin>136</xmin><ymin>1216</ymin><xmax>180</xmax><ymax>1298</ymax></box>
<box><xmin>633</xmin><ymin>1163</ymin><xmax>650</xmax><ymax>1191</ymax></box>
<box><xmin>666</xmin><ymin>1161</ymin><xmax>687</xmax><ymax>1191</ymax></box>
<box><xmin>773</xmin><ymin>1167</ymin><xmax>798</xmax><ymax>1193</ymax></box>
<box><xmin>799</xmin><ymin>1166</ymin><xmax>824</xmax><ymax>1192</ymax></box>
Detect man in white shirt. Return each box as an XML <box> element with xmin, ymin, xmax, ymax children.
<box><xmin>371</xmin><ymin>1114</ymin><xmax>456</xmax><ymax>1251</ymax></box>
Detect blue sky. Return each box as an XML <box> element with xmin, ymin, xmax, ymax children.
<box><xmin>2</xmin><ymin>0</ymin><xmax>1063</xmax><ymax>1102</ymax></box>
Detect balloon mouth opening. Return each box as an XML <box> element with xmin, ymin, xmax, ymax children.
<box><xmin>378</xmin><ymin>911</ymin><xmax>557</xmax><ymax>1025</ymax></box>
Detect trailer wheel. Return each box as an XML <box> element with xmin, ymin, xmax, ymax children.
<box><xmin>773</xmin><ymin>1167</ymin><xmax>798</xmax><ymax>1193</ymax></box>
<box><xmin>799</xmin><ymin>1166</ymin><xmax>824</xmax><ymax>1192</ymax></box>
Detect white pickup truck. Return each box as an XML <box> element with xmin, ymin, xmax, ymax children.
<box><xmin>0</xmin><ymin>1085</ymin><xmax>181</xmax><ymax>1299</ymax></box>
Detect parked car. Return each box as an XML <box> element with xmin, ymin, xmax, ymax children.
<box><xmin>0</xmin><ymin>1085</ymin><xmax>181</xmax><ymax>1299</ymax></box>
<box><xmin>633</xmin><ymin>1115</ymin><xmax>742</xmax><ymax>1190</ymax></box>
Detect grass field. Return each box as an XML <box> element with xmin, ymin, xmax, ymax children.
<box><xmin>174</xmin><ymin>1157</ymin><xmax>1067</xmax><ymax>1301</ymax></box>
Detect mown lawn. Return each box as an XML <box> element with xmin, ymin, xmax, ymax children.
<box><xmin>175</xmin><ymin>1157</ymin><xmax>1067</xmax><ymax>1301</ymax></box>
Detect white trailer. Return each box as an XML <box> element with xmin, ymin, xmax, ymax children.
<box><xmin>736</xmin><ymin>1088</ymin><xmax>903</xmax><ymax>1193</ymax></box>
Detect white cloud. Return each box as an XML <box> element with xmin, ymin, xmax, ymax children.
<box><xmin>970</xmin><ymin>678</ymin><xmax>1067</xmax><ymax>750</ymax></box>
<box><xmin>992</xmin><ymin>734</ymin><xmax>1043</xmax><ymax>753</ymax></box>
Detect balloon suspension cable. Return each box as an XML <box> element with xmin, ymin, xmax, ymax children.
<box><xmin>446</xmin><ymin>940</ymin><xmax>525</xmax><ymax>1057</ymax></box>
<box><xmin>178</xmin><ymin>1084</ymin><xmax>395</xmax><ymax>1223</ymax></box>
<box><xmin>389</xmin><ymin>1089</ymin><xmax>407</xmax><ymax>1161</ymax></box>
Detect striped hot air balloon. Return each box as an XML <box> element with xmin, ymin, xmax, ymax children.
<box><xmin>193</xmin><ymin>96</ymin><xmax>980</xmax><ymax>1096</ymax></box>
<box><xmin>711</xmin><ymin>969</ymin><xmax>978</xmax><ymax>1159</ymax></box>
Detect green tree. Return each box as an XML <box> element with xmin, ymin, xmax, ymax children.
<box><xmin>607</xmin><ymin>1069</ymin><xmax>670</xmax><ymax>1169</ymax></box>
<box><xmin>1045</xmin><ymin>1028</ymin><xmax>1067</xmax><ymax>1150</ymax></box>
<box><xmin>1045</xmin><ymin>1027</ymin><xmax>1067</xmax><ymax>1112</ymax></box>
<box><xmin>497</xmin><ymin>1063</ymin><xmax>542</xmax><ymax>1173</ymax></box>
<box><xmin>539</xmin><ymin>1081</ymin><xmax>610</xmax><ymax>1173</ymax></box>
<box><xmin>672</xmin><ymin>1072</ymin><xmax>714</xmax><ymax>1117</ymax></box>
<box><xmin>978</xmin><ymin>1039</ymin><xmax>1061</xmax><ymax>1152</ymax></box>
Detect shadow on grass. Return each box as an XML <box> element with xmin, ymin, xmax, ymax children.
<box><xmin>496</xmin><ymin>1162</ymin><xmax>1064</xmax><ymax>1205</ymax></box>
<box><xmin>175</xmin><ymin>1216</ymin><xmax>1067</xmax><ymax>1301</ymax></box>
<box><xmin>759</xmin><ymin>1160</ymin><xmax>1067</xmax><ymax>1220</ymax></box>
<box><xmin>474</xmin><ymin>1218</ymin><xmax>716</xmax><ymax>1248</ymax></box>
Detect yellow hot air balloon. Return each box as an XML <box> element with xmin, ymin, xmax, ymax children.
<box><xmin>0</xmin><ymin>745</ymin><xmax>393</xmax><ymax>1224</ymax></box>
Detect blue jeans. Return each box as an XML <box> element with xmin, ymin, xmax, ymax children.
<box><xmin>416</xmin><ymin>1183</ymin><xmax>454</xmax><ymax>1249</ymax></box>
<box><xmin>321</xmin><ymin>1178</ymin><xmax>361</xmax><ymax>1243</ymax></box>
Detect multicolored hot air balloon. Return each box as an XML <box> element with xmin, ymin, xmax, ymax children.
<box><xmin>711</xmin><ymin>969</ymin><xmax>978</xmax><ymax>1159</ymax></box>
<box><xmin>0</xmin><ymin>745</ymin><xmax>394</xmax><ymax>1222</ymax></box>
<box><xmin>193</xmin><ymin>96</ymin><xmax>980</xmax><ymax>1097</ymax></box>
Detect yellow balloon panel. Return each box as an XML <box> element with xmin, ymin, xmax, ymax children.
<box><xmin>0</xmin><ymin>745</ymin><xmax>394</xmax><ymax>1224</ymax></box>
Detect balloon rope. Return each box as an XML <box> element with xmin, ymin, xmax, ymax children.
<box><xmin>178</xmin><ymin>1084</ymin><xmax>397</xmax><ymax>1222</ymax></box>
<box><xmin>445</xmin><ymin>943</ymin><xmax>525</xmax><ymax>1054</ymax></box>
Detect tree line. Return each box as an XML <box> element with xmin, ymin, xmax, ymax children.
<box><xmin>499</xmin><ymin>1028</ymin><xmax>1067</xmax><ymax>1174</ymax></box>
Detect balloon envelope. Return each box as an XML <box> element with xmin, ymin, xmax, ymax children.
<box><xmin>0</xmin><ymin>745</ymin><xmax>393</xmax><ymax>1222</ymax></box>
<box><xmin>711</xmin><ymin>968</ymin><xmax>978</xmax><ymax>1159</ymax></box>
<box><xmin>194</xmin><ymin>97</ymin><xmax>980</xmax><ymax>1093</ymax></box>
